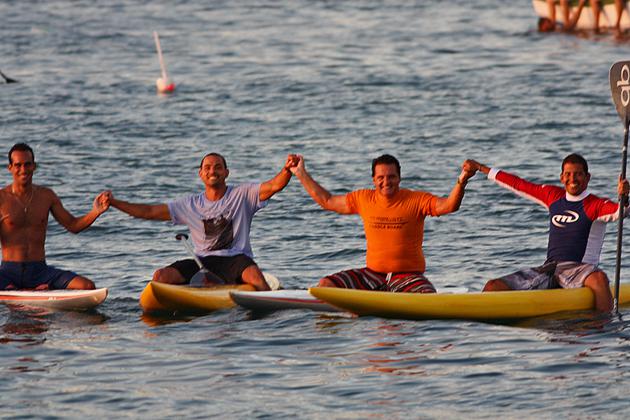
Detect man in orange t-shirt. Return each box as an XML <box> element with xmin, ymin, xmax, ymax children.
<box><xmin>290</xmin><ymin>154</ymin><xmax>477</xmax><ymax>292</ymax></box>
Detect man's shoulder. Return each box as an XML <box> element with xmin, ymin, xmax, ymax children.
<box><xmin>226</xmin><ymin>183</ymin><xmax>261</xmax><ymax>199</ymax></box>
<box><xmin>543</xmin><ymin>184</ymin><xmax>566</xmax><ymax>197</ymax></box>
<box><xmin>400</xmin><ymin>189</ymin><xmax>433</xmax><ymax>199</ymax></box>
<box><xmin>229</xmin><ymin>182</ymin><xmax>260</xmax><ymax>190</ymax></box>
<box><xmin>583</xmin><ymin>192</ymin><xmax>615</xmax><ymax>207</ymax></box>
<box><xmin>348</xmin><ymin>188</ymin><xmax>374</xmax><ymax>199</ymax></box>
<box><xmin>0</xmin><ymin>184</ymin><xmax>53</xmax><ymax>194</ymax></box>
<box><xmin>34</xmin><ymin>184</ymin><xmax>54</xmax><ymax>194</ymax></box>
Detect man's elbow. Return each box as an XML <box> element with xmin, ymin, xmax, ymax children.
<box><xmin>66</xmin><ymin>224</ymin><xmax>83</xmax><ymax>234</ymax></box>
<box><xmin>437</xmin><ymin>203</ymin><xmax>460</xmax><ymax>216</ymax></box>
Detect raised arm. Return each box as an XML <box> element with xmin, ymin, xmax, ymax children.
<box><xmin>434</xmin><ymin>160</ymin><xmax>478</xmax><ymax>216</ymax></box>
<box><xmin>50</xmin><ymin>190</ymin><xmax>110</xmax><ymax>234</ymax></box>
<box><xmin>290</xmin><ymin>155</ymin><xmax>352</xmax><ymax>214</ymax></box>
<box><xmin>106</xmin><ymin>191</ymin><xmax>171</xmax><ymax>221</ymax></box>
<box><xmin>259</xmin><ymin>154</ymin><xmax>299</xmax><ymax>201</ymax></box>
<box><xmin>469</xmin><ymin>160</ymin><xmax>490</xmax><ymax>175</ymax></box>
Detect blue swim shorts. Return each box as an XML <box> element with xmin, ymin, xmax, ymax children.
<box><xmin>0</xmin><ymin>261</ymin><xmax>77</xmax><ymax>290</ymax></box>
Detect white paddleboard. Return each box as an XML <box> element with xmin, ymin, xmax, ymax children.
<box><xmin>0</xmin><ymin>288</ymin><xmax>108</xmax><ymax>311</ymax></box>
<box><xmin>230</xmin><ymin>289</ymin><xmax>340</xmax><ymax>312</ymax></box>
<box><xmin>230</xmin><ymin>286</ymin><xmax>469</xmax><ymax>312</ymax></box>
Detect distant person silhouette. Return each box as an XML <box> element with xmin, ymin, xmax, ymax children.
<box><xmin>538</xmin><ymin>0</ymin><xmax>587</xmax><ymax>32</ymax></box>
<box><xmin>538</xmin><ymin>0</ymin><xmax>627</xmax><ymax>34</ymax></box>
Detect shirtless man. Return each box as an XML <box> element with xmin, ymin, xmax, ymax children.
<box><xmin>0</xmin><ymin>143</ymin><xmax>110</xmax><ymax>290</ymax></box>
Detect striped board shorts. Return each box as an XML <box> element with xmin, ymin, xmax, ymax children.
<box><xmin>323</xmin><ymin>267</ymin><xmax>436</xmax><ymax>293</ymax></box>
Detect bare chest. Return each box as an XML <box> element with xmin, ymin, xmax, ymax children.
<box><xmin>0</xmin><ymin>194</ymin><xmax>50</xmax><ymax>231</ymax></box>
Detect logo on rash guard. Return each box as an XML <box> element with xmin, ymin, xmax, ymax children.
<box><xmin>552</xmin><ymin>210</ymin><xmax>579</xmax><ymax>228</ymax></box>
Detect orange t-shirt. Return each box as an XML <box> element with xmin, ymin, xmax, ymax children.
<box><xmin>346</xmin><ymin>189</ymin><xmax>438</xmax><ymax>273</ymax></box>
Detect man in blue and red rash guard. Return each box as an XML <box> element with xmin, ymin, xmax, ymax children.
<box><xmin>468</xmin><ymin>154</ymin><xmax>629</xmax><ymax>312</ymax></box>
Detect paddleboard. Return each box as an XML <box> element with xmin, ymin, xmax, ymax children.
<box><xmin>309</xmin><ymin>284</ymin><xmax>630</xmax><ymax>321</ymax></box>
<box><xmin>148</xmin><ymin>282</ymin><xmax>255</xmax><ymax>313</ymax></box>
<box><xmin>230</xmin><ymin>286</ymin><xmax>469</xmax><ymax>313</ymax></box>
<box><xmin>0</xmin><ymin>288</ymin><xmax>108</xmax><ymax>311</ymax></box>
<box><xmin>230</xmin><ymin>290</ymin><xmax>341</xmax><ymax>312</ymax></box>
<box><xmin>532</xmin><ymin>0</ymin><xmax>630</xmax><ymax>30</ymax></box>
<box><xmin>140</xmin><ymin>272</ymin><xmax>281</xmax><ymax>313</ymax></box>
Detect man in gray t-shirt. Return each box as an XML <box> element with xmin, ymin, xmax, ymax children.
<box><xmin>106</xmin><ymin>152</ymin><xmax>298</xmax><ymax>290</ymax></box>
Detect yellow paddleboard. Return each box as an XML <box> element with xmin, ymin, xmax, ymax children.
<box><xmin>309</xmin><ymin>284</ymin><xmax>630</xmax><ymax>320</ymax></box>
<box><xmin>139</xmin><ymin>272</ymin><xmax>281</xmax><ymax>313</ymax></box>
<box><xmin>142</xmin><ymin>282</ymin><xmax>255</xmax><ymax>313</ymax></box>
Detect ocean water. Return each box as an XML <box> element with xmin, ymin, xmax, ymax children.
<box><xmin>3</xmin><ymin>0</ymin><xmax>630</xmax><ymax>418</ymax></box>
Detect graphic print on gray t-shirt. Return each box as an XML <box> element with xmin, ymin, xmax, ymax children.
<box><xmin>203</xmin><ymin>214</ymin><xmax>233</xmax><ymax>250</ymax></box>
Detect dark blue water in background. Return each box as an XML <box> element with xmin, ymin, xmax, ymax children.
<box><xmin>3</xmin><ymin>1</ymin><xmax>630</xmax><ymax>417</ymax></box>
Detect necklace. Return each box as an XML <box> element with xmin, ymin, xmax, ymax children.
<box><xmin>11</xmin><ymin>186</ymin><xmax>34</xmax><ymax>214</ymax></box>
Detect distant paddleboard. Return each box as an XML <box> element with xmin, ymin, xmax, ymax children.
<box><xmin>0</xmin><ymin>288</ymin><xmax>108</xmax><ymax>311</ymax></box>
<box><xmin>532</xmin><ymin>0</ymin><xmax>630</xmax><ymax>30</ymax></box>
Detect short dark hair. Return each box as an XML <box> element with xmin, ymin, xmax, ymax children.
<box><xmin>562</xmin><ymin>153</ymin><xmax>588</xmax><ymax>174</ymax></box>
<box><xmin>8</xmin><ymin>143</ymin><xmax>35</xmax><ymax>165</ymax></box>
<box><xmin>200</xmin><ymin>152</ymin><xmax>227</xmax><ymax>169</ymax></box>
<box><xmin>371</xmin><ymin>154</ymin><xmax>401</xmax><ymax>177</ymax></box>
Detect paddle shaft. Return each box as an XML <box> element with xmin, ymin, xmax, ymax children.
<box><xmin>175</xmin><ymin>234</ymin><xmax>207</xmax><ymax>272</ymax></box>
<box><xmin>175</xmin><ymin>234</ymin><xmax>225</xmax><ymax>285</ymax></box>
<box><xmin>614</xmin><ymin>121</ymin><xmax>629</xmax><ymax>313</ymax></box>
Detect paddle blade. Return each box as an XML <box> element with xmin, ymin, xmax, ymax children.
<box><xmin>610</xmin><ymin>61</ymin><xmax>630</xmax><ymax>126</ymax></box>
<box><xmin>189</xmin><ymin>269</ymin><xmax>226</xmax><ymax>287</ymax></box>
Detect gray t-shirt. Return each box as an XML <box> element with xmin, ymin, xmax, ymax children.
<box><xmin>167</xmin><ymin>183</ymin><xmax>267</xmax><ymax>257</ymax></box>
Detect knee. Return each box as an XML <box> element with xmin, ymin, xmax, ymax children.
<box><xmin>241</xmin><ymin>265</ymin><xmax>270</xmax><ymax>291</ymax></box>
<box><xmin>67</xmin><ymin>277</ymin><xmax>95</xmax><ymax>290</ymax></box>
<box><xmin>152</xmin><ymin>268</ymin><xmax>179</xmax><ymax>284</ymax></box>
<box><xmin>585</xmin><ymin>272</ymin><xmax>609</xmax><ymax>289</ymax></box>
<box><xmin>483</xmin><ymin>279</ymin><xmax>510</xmax><ymax>292</ymax></box>
<box><xmin>318</xmin><ymin>278</ymin><xmax>336</xmax><ymax>287</ymax></box>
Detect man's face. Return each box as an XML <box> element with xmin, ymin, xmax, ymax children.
<box><xmin>8</xmin><ymin>150</ymin><xmax>36</xmax><ymax>185</ymax></box>
<box><xmin>199</xmin><ymin>155</ymin><xmax>229</xmax><ymax>188</ymax></box>
<box><xmin>373</xmin><ymin>163</ymin><xmax>400</xmax><ymax>198</ymax></box>
<box><xmin>560</xmin><ymin>162</ymin><xmax>590</xmax><ymax>196</ymax></box>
